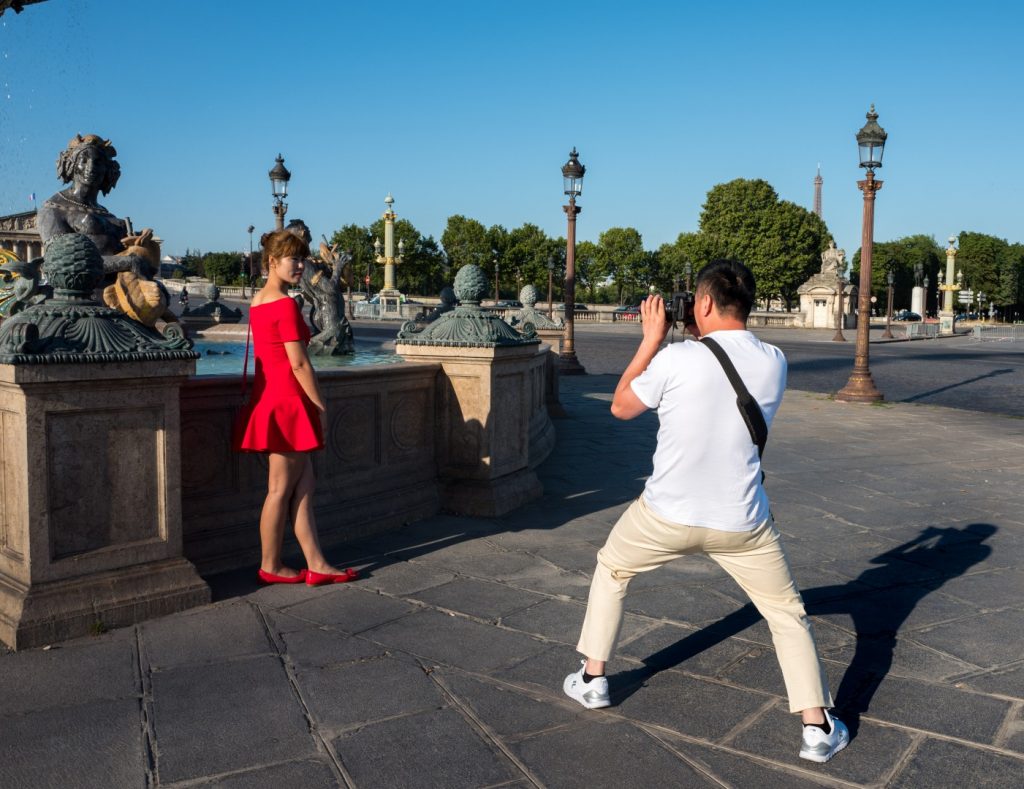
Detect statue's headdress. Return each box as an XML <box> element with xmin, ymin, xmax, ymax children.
<box><xmin>55</xmin><ymin>133</ymin><xmax>121</xmax><ymax>194</ymax></box>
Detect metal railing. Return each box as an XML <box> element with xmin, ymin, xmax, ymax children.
<box><xmin>973</xmin><ymin>324</ymin><xmax>1024</xmax><ymax>341</ymax></box>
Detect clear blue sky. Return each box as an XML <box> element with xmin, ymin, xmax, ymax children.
<box><xmin>2</xmin><ymin>0</ymin><xmax>1022</xmax><ymax>258</ymax></box>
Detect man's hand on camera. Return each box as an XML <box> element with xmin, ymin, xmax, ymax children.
<box><xmin>639</xmin><ymin>294</ymin><xmax>671</xmax><ymax>347</ymax></box>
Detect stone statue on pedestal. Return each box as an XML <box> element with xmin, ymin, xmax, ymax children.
<box><xmin>820</xmin><ymin>240</ymin><xmax>845</xmax><ymax>276</ymax></box>
<box><xmin>285</xmin><ymin>219</ymin><xmax>355</xmax><ymax>355</ymax></box>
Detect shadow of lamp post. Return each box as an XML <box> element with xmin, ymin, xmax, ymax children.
<box><xmin>837</xmin><ymin>106</ymin><xmax>887</xmax><ymax>403</ymax></box>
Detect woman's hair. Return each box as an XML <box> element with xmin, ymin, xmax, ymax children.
<box><xmin>260</xmin><ymin>229</ymin><xmax>310</xmax><ymax>273</ymax></box>
<box><xmin>694</xmin><ymin>259</ymin><xmax>756</xmax><ymax>320</ymax></box>
<box><xmin>55</xmin><ymin>134</ymin><xmax>121</xmax><ymax>195</ymax></box>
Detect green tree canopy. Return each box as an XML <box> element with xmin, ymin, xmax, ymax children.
<box><xmin>202</xmin><ymin>251</ymin><xmax>243</xmax><ymax>285</ymax></box>
<box><xmin>598</xmin><ymin>226</ymin><xmax>646</xmax><ymax>304</ymax></box>
<box><xmin>697</xmin><ymin>179</ymin><xmax>830</xmax><ymax>308</ymax></box>
<box><xmin>441</xmin><ymin>215</ymin><xmax>490</xmax><ymax>270</ymax></box>
<box><xmin>851</xmin><ymin>234</ymin><xmax>944</xmax><ymax>312</ymax></box>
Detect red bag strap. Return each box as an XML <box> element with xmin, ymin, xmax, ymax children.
<box><xmin>240</xmin><ymin>321</ymin><xmax>251</xmax><ymax>395</ymax></box>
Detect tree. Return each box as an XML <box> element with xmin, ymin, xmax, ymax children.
<box><xmin>329</xmin><ymin>224</ymin><xmax>374</xmax><ymax>291</ymax></box>
<box><xmin>202</xmin><ymin>251</ymin><xmax>243</xmax><ymax>284</ymax></box>
<box><xmin>851</xmin><ymin>235</ymin><xmax>944</xmax><ymax>313</ymax></box>
<box><xmin>598</xmin><ymin>227</ymin><xmax>646</xmax><ymax>304</ymax></box>
<box><xmin>697</xmin><ymin>179</ymin><xmax>831</xmax><ymax>309</ymax></box>
<box><xmin>440</xmin><ymin>215</ymin><xmax>490</xmax><ymax>270</ymax></box>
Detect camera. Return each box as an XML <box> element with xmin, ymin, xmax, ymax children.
<box><xmin>665</xmin><ymin>291</ymin><xmax>696</xmax><ymax>327</ymax></box>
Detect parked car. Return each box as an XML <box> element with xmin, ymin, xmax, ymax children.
<box><xmin>613</xmin><ymin>304</ymin><xmax>641</xmax><ymax>320</ymax></box>
<box><xmin>493</xmin><ymin>300</ymin><xmax>522</xmax><ymax>309</ymax></box>
<box><xmin>893</xmin><ymin>310</ymin><xmax>922</xmax><ymax>321</ymax></box>
<box><xmin>554</xmin><ymin>303</ymin><xmax>588</xmax><ymax>312</ymax></box>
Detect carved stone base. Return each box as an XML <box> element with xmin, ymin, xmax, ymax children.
<box><xmin>441</xmin><ymin>468</ymin><xmax>543</xmax><ymax>517</ymax></box>
<box><xmin>0</xmin><ymin>558</ymin><xmax>209</xmax><ymax>650</ymax></box>
<box><xmin>0</xmin><ymin>359</ymin><xmax>209</xmax><ymax>650</ymax></box>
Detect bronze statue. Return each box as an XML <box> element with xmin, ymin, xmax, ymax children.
<box><xmin>34</xmin><ymin>134</ymin><xmax>176</xmax><ymax>328</ymax></box>
<box><xmin>285</xmin><ymin>219</ymin><xmax>355</xmax><ymax>355</ymax></box>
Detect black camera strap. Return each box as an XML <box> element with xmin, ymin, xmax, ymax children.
<box><xmin>699</xmin><ymin>336</ymin><xmax>768</xmax><ymax>459</ymax></box>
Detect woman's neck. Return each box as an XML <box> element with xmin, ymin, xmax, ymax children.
<box><xmin>67</xmin><ymin>182</ymin><xmax>99</xmax><ymax>204</ymax></box>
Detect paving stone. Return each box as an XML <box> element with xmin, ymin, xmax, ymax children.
<box><xmin>410</xmin><ymin>577</ymin><xmax>549</xmax><ymax>620</ymax></box>
<box><xmin>715</xmin><ymin>648</ymin><xmax>848</xmax><ymax>705</ymax></box>
<box><xmin>937</xmin><ymin>567</ymin><xmax>1024</xmax><ymax>608</ymax></box>
<box><xmin>728</xmin><ymin>704</ymin><xmax>915</xmax><ymax>785</ymax></box>
<box><xmin>503</xmin><ymin>564</ymin><xmax>596</xmax><ymax>599</ymax></box>
<box><xmin>170</xmin><ymin>757</ymin><xmax>339</xmax><ymax>788</ymax></box>
<box><xmin>611</xmin><ymin>667</ymin><xmax>775</xmax><ymax>740</ymax></box>
<box><xmin>434</xmin><ymin>669</ymin><xmax>580</xmax><ymax>737</ymax></box>
<box><xmin>504</xmin><ymin>642</ymin><xmax>590</xmax><ymax>693</ymax></box>
<box><xmin>352</xmin><ymin>559</ymin><xmax>457</xmax><ymax>596</ymax></box>
<box><xmin>361</xmin><ymin>609</ymin><xmax>549</xmax><ymax>672</ymax></box>
<box><xmin>889</xmin><ymin>737</ymin><xmax>1024</xmax><ymax>788</ymax></box>
<box><xmin>151</xmin><ymin>655</ymin><xmax>313</xmax><ymax>783</ymax></box>
<box><xmin>622</xmin><ymin>583</ymin><xmax>760</xmax><ymax>627</ymax></box>
<box><xmin>846</xmin><ymin>673</ymin><xmax>1011</xmax><ymax>743</ymax></box>
<box><xmin>276</xmin><ymin>586</ymin><xmax>418</xmax><ymax>634</ymax></box>
<box><xmin>0</xmin><ymin>628</ymin><xmax>137</xmax><ymax>713</ymax></box>
<box><xmin>278</xmin><ymin>626</ymin><xmax>391</xmax><ymax>670</ymax></box>
<box><xmin>820</xmin><ymin>632</ymin><xmax>977</xmax><ymax>683</ymax></box>
<box><xmin>654</xmin><ymin>734</ymin><xmax>835</xmax><ymax>789</ymax></box>
<box><xmin>141</xmin><ymin>601</ymin><xmax>271</xmax><ymax>670</ymax></box>
<box><xmin>499</xmin><ymin>597</ymin><xmax>648</xmax><ymax>647</ymax></box>
<box><xmin>295</xmin><ymin>653</ymin><xmax>443</xmax><ymax>729</ymax></box>
<box><xmin>0</xmin><ymin>699</ymin><xmax>144</xmax><ymax>788</ymax></box>
<box><xmin>617</xmin><ymin>622</ymin><xmax>759</xmax><ymax>678</ymax></box>
<box><xmin>509</xmin><ymin>718</ymin><xmax>714</xmax><ymax>787</ymax></box>
<box><xmin>330</xmin><ymin>706</ymin><xmax>519</xmax><ymax>788</ymax></box>
<box><xmin>912</xmin><ymin>607</ymin><xmax>1024</xmax><ymax>667</ymax></box>
<box><xmin>959</xmin><ymin>661</ymin><xmax>1024</xmax><ymax>699</ymax></box>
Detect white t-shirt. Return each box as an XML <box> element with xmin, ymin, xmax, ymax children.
<box><xmin>630</xmin><ymin>330</ymin><xmax>786</xmax><ymax>531</ymax></box>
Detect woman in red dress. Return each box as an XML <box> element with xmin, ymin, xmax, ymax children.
<box><xmin>236</xmin><ymin>230</ymin><xmax>358</xmax><ymax>586</ymax></box>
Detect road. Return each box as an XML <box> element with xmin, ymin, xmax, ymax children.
<box><xmin>569</xmin><ymin>323</ymin><xmax>1024</xmax><ymax>417</ymax></box>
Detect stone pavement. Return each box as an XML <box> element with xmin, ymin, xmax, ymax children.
<box><xmin>3</xmin><ymin>376</ymin><xmax>1024</xmax><ymax>788</ymax></box>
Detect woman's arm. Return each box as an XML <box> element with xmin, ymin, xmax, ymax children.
<box><xmin>283</xmin><ymin>341</ymin><xmax>326</xmax><ymax>413</ymax></box>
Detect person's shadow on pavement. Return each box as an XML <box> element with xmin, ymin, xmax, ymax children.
<box><xmin>608</xmin><ymin>523</ymin><xmax>996</xmax><ymax>739</ymax></box>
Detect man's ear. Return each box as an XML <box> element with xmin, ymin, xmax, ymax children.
<box><xmin>699</xmin><ymin>292</ymin><xmax>714</xmax><ymax>317</ymax></box>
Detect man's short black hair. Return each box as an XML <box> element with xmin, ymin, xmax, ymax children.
<box><xmin>694</xmin><ymin>259</ymin><xmax>756</xmax><ymax>320</ymax></box>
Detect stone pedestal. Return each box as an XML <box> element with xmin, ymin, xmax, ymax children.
<box><xmin>0</xmin><ymin>360</ymin><xmax>209</xmax><ymax>649</ymax></box>
<box><xmin>395</xmin><ymin>342</ymin><xmax>553</xmax><ymax>517</ymax></box>
<box><xmin>911</xmin><ymin>286</ymin><xmax>924</xmax><ymax>317</ymax></box>
<box><xmin>536</xmin><ymin>328</ymin><xmax>564</xmax><ymax>417</ymax></box>
<box><xmin>379</xmin><ymin>291</ymin><xmax>403</xmax><ymax>319</ymax></box>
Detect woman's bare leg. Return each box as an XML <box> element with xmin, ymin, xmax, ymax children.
<box><xmin>289</xmin><ymin>455</ymin><xmax>347</xmax><ymax>574</ymax></box>
<box><xmin>258</xmin><ymin>452</ymin><xmax>304</xmax><ymax>577</ymax></box>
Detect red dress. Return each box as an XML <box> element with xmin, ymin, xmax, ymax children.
<box><xmin>235</xmin><ymin>297</ymin><xmax>325</xmax><ymax>453</ymax></box>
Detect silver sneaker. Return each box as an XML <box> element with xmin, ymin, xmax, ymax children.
<box><xmin>563</xmin><ymin>660</ymin><xmax>610</xmax><ymax>709</ymax></box>
<box><xmin>799</xmin><ymin>709</ymin><xmax>849</xmax><ymax>763</ymax></box>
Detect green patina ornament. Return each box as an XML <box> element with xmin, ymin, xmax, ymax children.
<box><xmin>510</xmin><ymin>284</ymin><xmax>564</xmax><ymax>330</ymax></box>
<box><xmin>396</xmin><ymin>264</ymin><xmax>540</xmax><ymax>347</ymax></box>
<box><xmin>0</xmin><ymin>233</ymin><xmax>197</xmax><ymax>364</ymax></box>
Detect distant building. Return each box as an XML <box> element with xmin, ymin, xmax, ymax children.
<box><xmin>0</xmin><ymin>210</ymin><xmax>43</xmax><ymax>261</ymax></box>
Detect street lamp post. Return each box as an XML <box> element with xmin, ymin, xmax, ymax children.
<box><xmin>923</xmin><ymin>275</ymin><xmax>930</xmax><ymax>318</ymax></box>
<box><xmin>837</xmin><ymin>105</ymin><xmax>887</xmax><ymax>403</ymax></box>
<box><xmin>684</xmin><ymin>259</ymin><xmax>693</xmax><ymax>292</ymax></box>
<box><xmin>494</xmin><ymin>257</ymin><xmax>500</xmax><ymax>304</ymax></box>
<box><xmin>268</xmin><ymin>154</ymin><xmax>291</xmax><ymax>231</ymax></box>
<box><xmin>247</xmin><ymin>224</ymin><xmax>256</xmax><ymax>294</ymax></box>
<box><xmin>938</xmin><ymin>237</ymin><xmax>959</xmax><ymax>334</ymax></box>
<box><xmin>547</xmin><ymin>255</ymin><xmax>555</xmax><ymax>318</ymax></box>
<box><xmin>882</xmin><ymin>265</ymin><xmax>895</xmax><ymax>339</ymax></box>
<box><xmin>373</xmin><ymin>194</ymin><xmax>404</xmax><ymax>317</ymax></box>
<box><xmin>559</xmin><ymin>148</ymin><xmax>586</xmax><ymax>374</ymax></box>
<box><xmin>833</xmin><ymin>268</ymin><xmax>847</xmax><ymax>342</ymax></box>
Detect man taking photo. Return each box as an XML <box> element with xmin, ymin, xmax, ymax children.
<box><xmin>562</xmin><ymin>259</ymin><xmax>848</xmax><ymax>764</ymax></box>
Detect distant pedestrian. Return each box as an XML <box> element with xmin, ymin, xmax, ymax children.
<box><xmin>178</xmin><ymin>286</ymin><xmax>189</xmax><ymax>309</ymax></box>
<box><xmin>562</xmin><ymin>260</ymin><xmax>848</xmax><ymax>764</ymax></box>
<box><xmin>233</xmin><ymin>229</ymin><xmax>358</xmax><ymax>587</ymax></box>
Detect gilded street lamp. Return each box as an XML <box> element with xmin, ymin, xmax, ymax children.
<box><xmin>560</xmin><ymin>148</ymin><xmax>586</xmax><ymax>374</ymax></box>
<box><xmin>268</xmin><ymin>154</ymin><xmax>291</xmax><ymax>231</ymax></box>
<box><xmin>837</xmin><ymin>106</ymin><xmax>887</xmax><ymax>403</ymax></box>
<box><xmin>373</xmin><ymin>193</ymin><xmax>405</xmax><ymax>316</ymax></box>
<box><xmin>938</xmin><ymin>236</ymin><xmax>959</xmax><ymax>335</ymax></box>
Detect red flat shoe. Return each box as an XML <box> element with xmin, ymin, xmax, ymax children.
<box><xmin>258</xmin><ymin>568</ymin><xmax>308</xmax><ymax>585</ymax></box>
<box><xmin>305</xmin><ymin>568</ymin><xmax>359</xmax><ymax>586</ymax></box>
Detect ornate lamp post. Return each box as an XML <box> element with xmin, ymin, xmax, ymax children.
<box><xmin>684</xmin><ymin>258</ymin><xmax>693</xmax><ymax>292</ymax></box>
<box><xmin>494</xmin><ymin>257</ymin><xmax>500</xmax><ymax>304</ymax></box>
<box><xmin>373</xmin><ymin>193</ymin><xmax>404</xmax><ymax>316</ymax></box>
<box><xmin>923</xmin><ymin>274</ymin><xmax>930</xmax><ymax>318</ymax></box>
<box><xmin>268</xmin><ymin>154</ymin><xmax>291</xmax><ymax>231</ymax></box>
<box><xmin>247</xmin><ymin>224</ymin><xmax>256</xmax><ymax>290</ymax></box>
<box><xmin>833</xmin><ymin>255</ymin><xmax>847</xmax><ymax>342</ymax></box>
<box><xmin>560</xmin><ymin>148</ymin><xmax>586</xmax><ymax>374</ymax></box>
<box><xmin>882</xmin><ymin>265</ymin><xmax>895</xmax><ymax>339</ymax></box>
<box><xmin>837</xmin><ymin>106</ymin><xmax>887</xmax><ymax>403</ymax></box>
<box><xmin>938</xmin><ymin>236</ymin><xmax>959</xmax><ymax>334</ymax></box>
<box><xmin>546</xmin><ymin>255</ymin><xmax>555</xmax><ymax>318</ymax></box>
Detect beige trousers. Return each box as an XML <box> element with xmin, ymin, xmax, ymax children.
<box><xmin>577</xmin><ymin>496</ymin><xmax>833</xmax><ymax>713</ymax></box>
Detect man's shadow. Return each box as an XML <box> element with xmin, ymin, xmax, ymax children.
<box><xmin>609</xmin><ymin>523</ymin><xmax>995</xmax><ymax>736</ymax></box>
